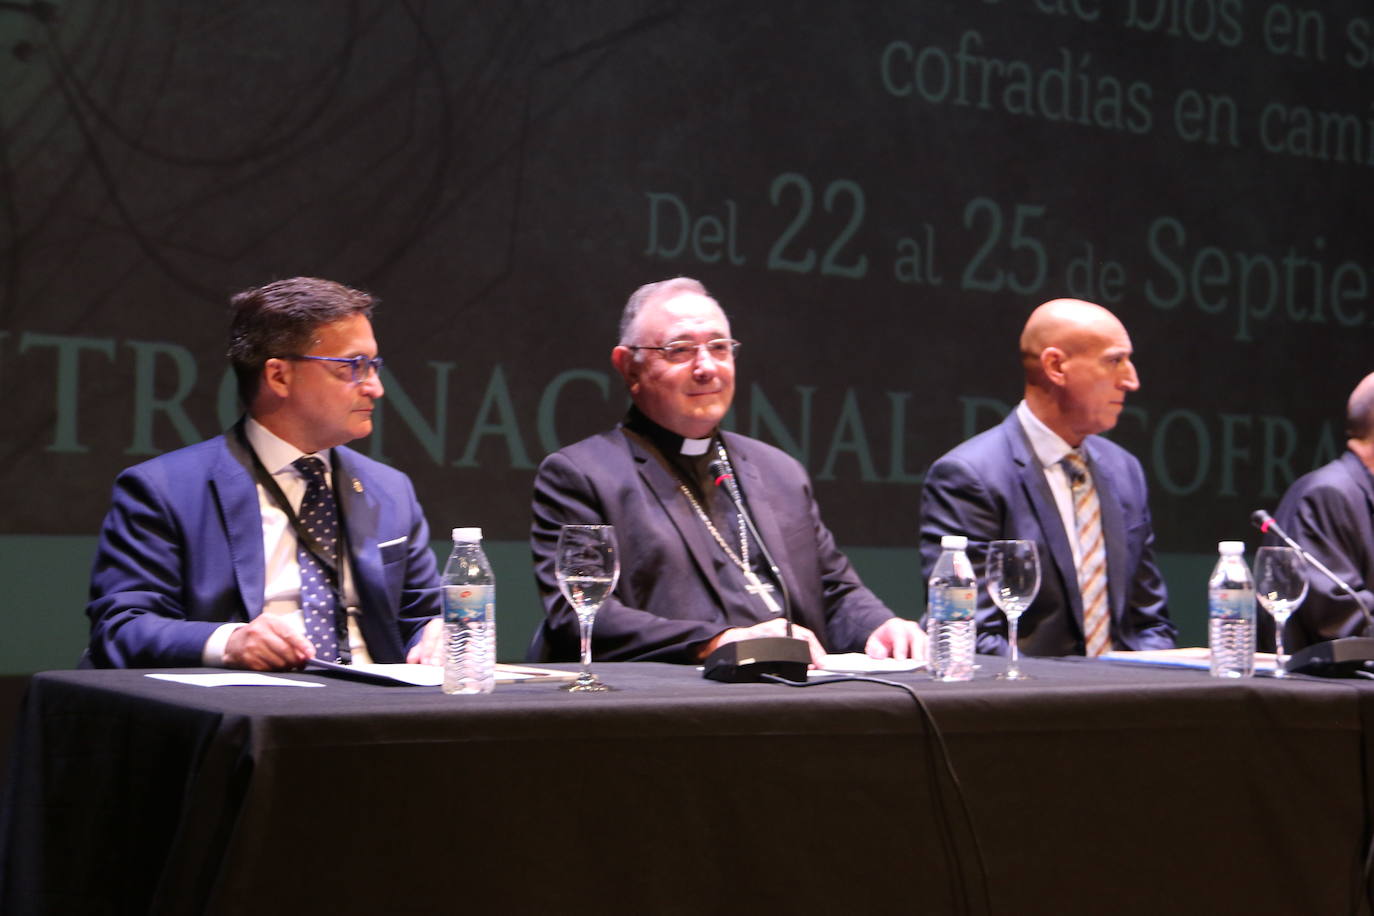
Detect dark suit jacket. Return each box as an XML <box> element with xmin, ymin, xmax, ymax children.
<box><xmin>86</xmin><ymin>429</ymin><xmax>441</xmax><ymax>668</ymax></box>
<box><xmin>1269</xmin><ymin>449</ymin><xmax>1374</xmax><ymax>651</ymax></box>
<box><xmin>919</xmin><ymin>411</ymin><xmax>1175</xmax><ymax>656</ymax></box>
<box><xmin>528</xmin><ymin>426</ymin><xmax>896</xmax><ymax>663</ymax></box>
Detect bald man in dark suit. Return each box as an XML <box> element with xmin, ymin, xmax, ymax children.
<box><xmin>920</xmin><ymin>299</ymin><xmax>1175</xmax><ymax>657</ymax></box>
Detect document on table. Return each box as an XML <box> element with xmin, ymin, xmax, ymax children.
<box><xmin>146</xmin><ymin>672</ymin><xmax>324</xmax><ymax>687</ymax></box>
<box><xmin>306</xmin><ymin>659</ymin><xmax>444</xmax><ymax>686</ymax></box>
<box><xmin>306</xmin><ymin>658</ymin><xmax>578</xmax><ymax>686</ymax></box>
<box><xmin>146</xmin><ymin>663</ymin><xmax>578</xmax><ymax>688</ymax></box>
<box><xmin>812</xmin><ymin>653</ymin><xmax>926</xmax><ymax>676</ymax></box>
<box><xmin>1102</xmin><ymin>647</ymin><xmax>1277</xmax><ymax>673</ymax></box>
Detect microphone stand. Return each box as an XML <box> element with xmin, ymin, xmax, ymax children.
<box><xmin>700</xmin><ymin>447</ymin><xmax>811</xmax><ymax>683</ymax></box>
<box><xmin>1252</xmin><ymin>509</ymin><xmax>1374</xmax><ymax>677</ymax></box>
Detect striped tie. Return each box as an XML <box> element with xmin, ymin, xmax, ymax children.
<box><xmin>1063</xmin><ymin>451</ymin><xmax>1111</xmax><ymax>657</ymax></box>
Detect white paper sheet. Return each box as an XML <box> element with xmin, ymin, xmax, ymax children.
<box><xmin>1102</xmin><ymin>647</ymin><xmax>1277</xmax><ymax>673</ymax></box>
<box><xmin>146</xmin><ymin>672</ymin><xmax>324</xmax><ymax>687</ymax></box>
<box><xmin>812</xmin><ymin>653</ymin><xmax>926</xmax><ymax>675</ymax></box>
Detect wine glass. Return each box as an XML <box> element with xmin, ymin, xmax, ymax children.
<box><xmin>1254</xmin><ymin>546</ymin><xmax>1309</xmax><ymax>678</ymax></box>
<box><xmin>986</xmin><ymin>539</ymin><xmax>1041</xmax><ymax>680</ymax></box>
<box><xmin>555</xmin><ymin>525</ymin><xmax>620</xmax><ymax>692</ymax></box>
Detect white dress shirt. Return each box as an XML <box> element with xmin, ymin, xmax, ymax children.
<box><xmin>202</xmin><ymin>418</ymin><xmax>373</xmax><ymax>665</ymax></box>
<box><xmin>1015</xmin><ymin>400</ymin><xmax>1084</xmax><ymax>566</ymax></box>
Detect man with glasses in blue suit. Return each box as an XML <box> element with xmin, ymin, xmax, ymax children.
<box><xmin>86</xmin><ymin>277</ymin><xmax>443</xmax><ymax>669</ymax></box>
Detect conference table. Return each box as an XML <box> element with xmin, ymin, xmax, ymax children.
<box><xmin>1</xmin><ymin>657</ymin><xmax>1371</xmax><ymax>915</ymax></box>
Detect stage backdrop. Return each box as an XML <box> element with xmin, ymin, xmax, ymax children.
<box><xmin>2</xmin><ymin>0</ymin><xmax>1369</xmax><ymax>671</ymax></box>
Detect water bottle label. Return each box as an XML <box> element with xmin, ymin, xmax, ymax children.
<box><xmin>929</xmin><ymin>586</ymin><xmax>976</xmax><ymax>621</ymax></box>
<box><xmin>1208</xmin><ymin>587</ymin><xmax>1255</xmax><ymax>620</ymax></box>
<box><xmin>443</xmin><ymin>584</ymin><xmax>494</xmax><ymax>623</ymax></box>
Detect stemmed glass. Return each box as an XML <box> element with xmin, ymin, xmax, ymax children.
<box><xmin>1254</xmin><ymin>545</ymin><xmax>1309</xmax><ymax>678</ymax></box>
<box><xmin>987</xmin><ymin>539</ymin><xmax>1041</xmax><ymax>681</ymax></box>
<box><xmin>555</xmin><ymin>524</ymin><xmax>620</xmax><ymax>692</ymax></box>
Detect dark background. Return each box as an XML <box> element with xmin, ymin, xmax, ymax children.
<box><xmin>2</xmin><ymin>0</ymin><xmax>1371</xmax><ymax>678</ymax></box>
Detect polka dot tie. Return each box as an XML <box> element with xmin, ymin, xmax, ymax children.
<box><xmin>293</xmin><ymin>456</ymin><xmax>341</xmax><ymax>663</ymax></box>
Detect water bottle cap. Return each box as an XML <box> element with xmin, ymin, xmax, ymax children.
<box><xmin>452</xmin><ymin>527</ymin><xmax>483</xmax><ymax>542</ymax></box>
<box><xmin>1217</xmin><ymin>540</ymin><xmax>1245</xmax><ymax>555</ymax></box>
<box><xmin>940</xmin><ymin>535</ymin><xmax>968</xmax><ymax>550</ymax></box>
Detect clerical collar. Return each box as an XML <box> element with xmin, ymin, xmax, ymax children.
<box><xmin>622</xmin><ymin>406</ymin><xmax>721</xmax><ymax>501</ymax></box>
<box><xmin>680</xmin><ymin>436</ymin><xmax>711</xmax><ymax>456</ymax></box>
<box><xmin>623</xmin><ymin>407</ymin><xmax>717</xmax><ymax>457</ymax></box>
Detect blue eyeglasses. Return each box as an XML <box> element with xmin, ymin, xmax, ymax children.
<box><xmin>284</xmin><ymin>354</ymin><xmax>384</xmax><ymax>383</ymax></box>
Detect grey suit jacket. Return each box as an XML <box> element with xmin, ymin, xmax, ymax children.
<box><xmin>528</xmin><ymin>425</ymin><xmax>896</xmax><ymax>662</ymax></box>
<box><xmin>919</xmin><ymin>411</ymin><xmax>1175</xmax><ymax>656</ymax></box>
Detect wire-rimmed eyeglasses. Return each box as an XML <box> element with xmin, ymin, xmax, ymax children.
<box><xmin>627</xmin><ymin>339</ymin><xmax>740</xmax><ymax>364</ymax></box>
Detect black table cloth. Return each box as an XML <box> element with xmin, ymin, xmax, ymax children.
<box><xmin>1</xmin><ymin>658</ymin><xmax>1370</xmax><ymax>915</ymax></box>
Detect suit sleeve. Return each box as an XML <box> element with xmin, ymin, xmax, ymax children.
<box><xmin>85</xmin><ymin>468</ymin><xmax>226</xmax><ymax>668</ymax></box>
<box><xmin>392</xmin><ymin>475</ymin><xmax>443</xmax><ymax>656</ymax></box>
<box><xmin>1121</xmin><ymin>494</ymin><xmax>1176</xmax><ymax>650</ymax></box>
<box><xmin>1274</xmin><ymin>479</ymin><xmax>1374</xmax><ymax>646</ymax></box>
<box><xmin>919</xmin><ymin>455</ymin><xmax>1009</xmax><ymax>655</ymax></box>
<box><xmin>796</xmin><ymin>474</ymin><xmax>897</xmax><ymax>652</ymax></box>
<box><xmin>530</xmin><ymin>450</ymin><xmax>728</xmax><ymax>662</ymax></box>
<box><xmin>1117</xmin><ymin>458</ymin><xmax>1175</xmax><ymax>650</ymax></box>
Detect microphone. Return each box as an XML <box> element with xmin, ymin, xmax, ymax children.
<box><xmin>700</xmin><ymin>449</ymin><xmax>809</xmax><ymax>683</ymax></box>
<box><xmin>708</xmin><ymin>457</ymin><xmax>739</xmax><ymax>499</ymax></box>
<box><xmin>1250</xmin><ymin>509</ymin><xmax>1374</xmax><ymax>677</ymax></box>
<box><xmin>1249</xmin><ymin>510</ymin><xmax>1374</xmax><ymax>627</ymax></box>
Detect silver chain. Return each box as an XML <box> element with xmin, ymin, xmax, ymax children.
<box><xmin>679</xmin><ymin>444</ymin><xmax>750</xmax><ymax>572</ymax></box>
<box><xmin>677</xmin><ymin>482</ymin><xmax>751</xmax><ymax>575</ymax></box>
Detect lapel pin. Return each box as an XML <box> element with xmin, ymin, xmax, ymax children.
<box><xmin>352</xmin><ymin>478</ymin><xmax>364</xmax><ymax>493</ymax></box>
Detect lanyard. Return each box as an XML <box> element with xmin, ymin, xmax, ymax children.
<box><xmin>234</xmin><ymin>421</ymin><xmax>352</xmax><ymax>661</ymax></box>
<box><xmin>235</xmin><ymin>421</ymin><xmax>347</xmax><ymax>580</ymax></box>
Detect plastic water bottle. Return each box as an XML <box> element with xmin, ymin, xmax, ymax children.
<box><xmin>1208</xmin><ymin>540</ymin><xmax>1255</xmax><ymax>678</ymax></box>
<box><xmin>442</xmin><ymin>527</ymin><xmax>496</xmax><ymax>695</ymax></box>
<box><xmin>928</xmin><ymin>535</ymin><xmax>977</xmax><ymax>682</ymax></box>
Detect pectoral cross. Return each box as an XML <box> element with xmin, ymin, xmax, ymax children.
<box><xmin>743</xmin><ymin>569</ymin><xmax>782</xmax><ymax>613</ymax></box>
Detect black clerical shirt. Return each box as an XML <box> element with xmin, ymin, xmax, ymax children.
<box><xmin>620</xmin><ymin>408</ymin><xmax>785</xmax><ymax>626</ymax></box>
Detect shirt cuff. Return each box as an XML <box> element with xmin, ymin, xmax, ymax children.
<box><xmin>203</xmin><ymin>622</ymin><xmax>246</xmax><ymax>667</ymax></box>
